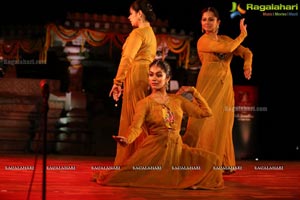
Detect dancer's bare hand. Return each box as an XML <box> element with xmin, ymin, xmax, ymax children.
<box><xmin>176</xmin><ymin>86</ymin><xmax>195</xmax><ymax>95</ymax></box>
<box><xmin>112</xmin><ymin>135</ymin><xmax>128</xmax><ymax>147</ymax></box>
<box><xmin>109</xmin><ymin>84</ymin><xmax>122</xmax><ymax>101</ymax></box>
<box><xmin>244</xmin><ymin>68</ymin><xmax>252</xmax><ymax>80</ymax></box>
<box><xmin>240</xmin><ymin>18</ymin><xmax>247</xmax><ymax>34</ymax></box>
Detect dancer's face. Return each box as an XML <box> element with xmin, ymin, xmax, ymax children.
<box><xmin>201</xmin><ymin>11</ymin><xmax>220</xmax><ymax>33</ymax></box>
<box><xmin>128</xmin><ymin>7</ymin><xmax>141</xmax><ymax>27</ymax></box>
<box><xmin>149</xmin><ymin>65</ymin><xmax>169</xmax><ymax>91</ymax></box>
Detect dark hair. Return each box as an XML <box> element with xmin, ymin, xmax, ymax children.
<box><xmin>149</xmin><ymin>59</ymin><xmax>172</xmax><ymax>79</ymax></box>
<box><xmin>201</xmin><ymin>7</ymin><xmax>220</xmax><ymax>20</ymax></box>
<box><xmin>131</xmin><ymin>0</ymin><xmax>156</xmax><ymax>22</ymax></box>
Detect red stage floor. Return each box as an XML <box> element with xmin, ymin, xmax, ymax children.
<box><xmin>0</xmin><ymin>154</ymin><xmax>299</xmax><ymax>200</ymax></box>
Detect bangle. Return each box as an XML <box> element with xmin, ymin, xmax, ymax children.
<box><xmin>113</xmin><ymin>79</ymin><xmax>122</xmax><ymax>87</ymax></box>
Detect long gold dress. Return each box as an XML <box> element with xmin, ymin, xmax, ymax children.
<box><xmin>183</xmin><ymin>31</ymin><xmax>253</xmax><ymax>168</ymax></box>
<box><xmin>113</xmin><ymin>26</ymin><xmax>157</xmax><ymax>165</ymax></box>
<box><xmin>96</xmin><ymin>89</ymin><xmax>224</xmax><ymax>189</ymax></box>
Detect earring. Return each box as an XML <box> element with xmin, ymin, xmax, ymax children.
<box><xmin>166</xmin><ymin>82</ymin><xmax>170</xmax><ymax>91</ymax></box>
<box><xmin>215</xmin><ymin>26</ymin><xmax>219</xmax><ymax>33</ymax></box>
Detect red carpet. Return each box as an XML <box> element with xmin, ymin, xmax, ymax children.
<box><xmin>0</xmin><ymin>154</ymin><xmax>299</xmax><ymax>200</ymax></box>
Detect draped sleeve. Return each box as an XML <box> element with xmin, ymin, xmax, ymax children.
<box><xmin>113</xmin><ymin>29</ymin><xmax>143</xmax><ymax>86</ymax></box>
<box><xmin>233</xmin><ymin>45</ymin><xmax>253</xmax><ymax>70</ymax></box>
<box><xmin>197</xmin><ymin>31</ymin><xmax>247</xmax><ymax>54</ymax></box>
<box><xmin>126</xmin><ymin>98</ymin><xmax>148</xmax><ymax>144</ymax></box>
<box><xmin>179</xmin><ymin>87</ymin><xmax>213</xmax><ymax>118</ymax></box>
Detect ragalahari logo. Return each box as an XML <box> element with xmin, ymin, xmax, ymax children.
<box><xmin>230</xmin><ymin>2</ymin><xmax>246</xmax><ymax>19</ymax></box>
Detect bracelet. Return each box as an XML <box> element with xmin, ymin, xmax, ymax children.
<box><xmin>113</xmin><ymin>79</ymin><xmax>122</xmax><ymax>87</ymax></box>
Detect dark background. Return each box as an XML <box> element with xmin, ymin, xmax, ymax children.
<box><xmin>1</xmin><ymin>0</ymin><xmax>299</xmax><ymax>160</ymax></box>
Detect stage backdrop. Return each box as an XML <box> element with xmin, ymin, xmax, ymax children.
<box><xmin>233</xmin><ymin>85</ymin><xmax>258</xmax><ymax>160</ymax></box>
